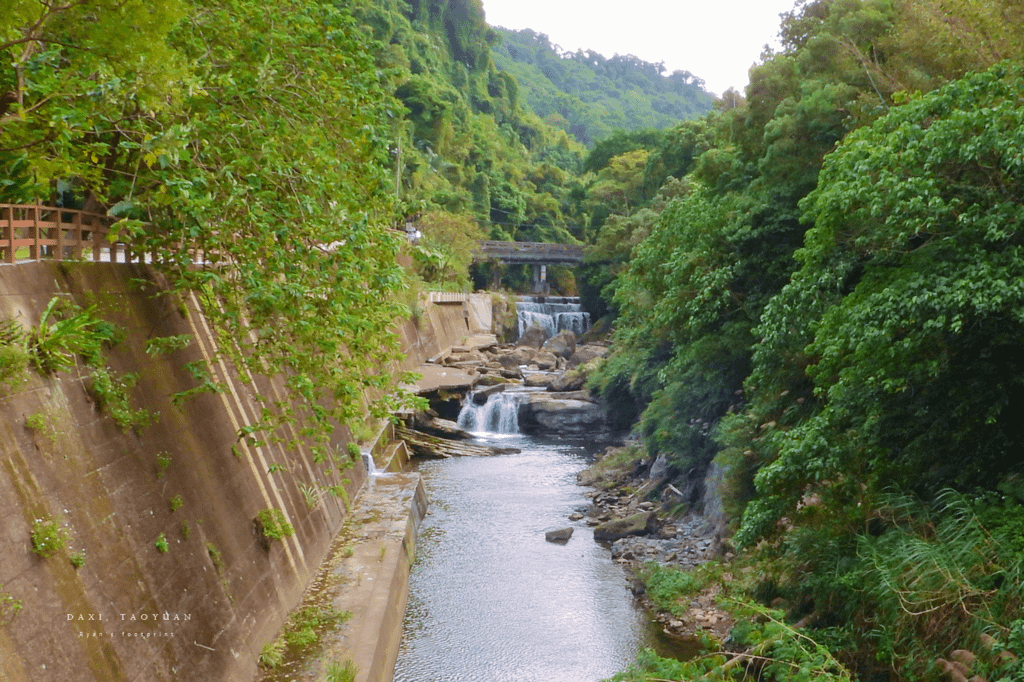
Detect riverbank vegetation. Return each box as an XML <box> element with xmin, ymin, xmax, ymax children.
<box><xmin>580</xmin><ymin>1</ymin><xmax>1024</xmax><ymax>680</ymax></box>
<box><xmin>5</xmin><ymin>0</ymin><xmax>1024</xmax><ymax>679</ymax></box>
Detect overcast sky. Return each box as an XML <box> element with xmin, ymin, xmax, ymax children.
<box><xmin>481</xmin><ymin>0</ymin><xmax>800</xmax><ymax>97</ymax></box>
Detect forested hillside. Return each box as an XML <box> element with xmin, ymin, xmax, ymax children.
<box><xmin>580</xmin><ymin>1</ymin><xmax>1024</xmax><ymax>680</ymax></box>
<box><xmin>6</xmin><ymin>0</ymin><xmax>1024</xmax><ymax>678</ymax></box>
<box><xmin>491</xmin><ymin>28</ymin><xmax>715</xmax><ymax>146</ymax></box>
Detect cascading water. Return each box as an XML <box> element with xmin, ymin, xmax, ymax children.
<box><xmin>516</xmin><ymin>296</ymin><xmax>590</xmax><ymax>340</ymax></box>
<box><xmin>456</xmin><ymin>391</ymin><xmax>524</xmax><ymax>435</ymax></box>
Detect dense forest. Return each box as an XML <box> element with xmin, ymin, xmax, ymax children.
<box><xmin>581</xmin><ymin>1</ymin><xmax>1024</xmax><ymax>680</ymax></box>
<box><xmin>4</xmin><ymin>0</ymin><xmax>1024</xmax><ymax>679</ymax></box>
<box><xmin>491</xmin><ymin>27</ymin><xmax>715</xmax><ymax>146</ymax></box>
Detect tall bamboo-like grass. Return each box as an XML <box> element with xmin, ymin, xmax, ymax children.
<box><xmin>856</xmin><ymin>489</ymin><xmax>1024</xmax><ymax>674</ymax></box>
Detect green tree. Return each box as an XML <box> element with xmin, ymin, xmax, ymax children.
<box><xmin>0</xmin><ymin>0</ymin><xmax>185</xmax><ymax>202</ymax></box>
<box><xmin>736</xmin><ymin>63</ymin><xmax>1024</xmax><ymax>546</ymax></box>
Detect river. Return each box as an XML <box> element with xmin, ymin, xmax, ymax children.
<box><xmin>393</xmin><ymin>411</ymin><xmax>670</xmax><ymax>681</ymax></box>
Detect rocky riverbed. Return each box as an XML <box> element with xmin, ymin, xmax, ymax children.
<box><xmin>409</xmin><ymin>323</ymin><xmax>736</xmax><ymax>643</ymax></box>
<box><xmin>574</xmin><ymin>454</ymin><xmax>736</xmax><ymax>642</ymax></box>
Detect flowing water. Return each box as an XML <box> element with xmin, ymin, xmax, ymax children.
<box><xmin>516</xmin><ymin>296</ymin><xmax>590</xmax><ymax>340</ymax></box>
<box><xmin>393</xmin><ymin>391</ymin><xmax>670</xmax><ymax>682</ymax></box>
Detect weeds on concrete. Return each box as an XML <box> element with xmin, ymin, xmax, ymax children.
<box><xmin>28</xmin><ymin>298</ymin><xmax>116</xmax><ymax>374</ymax></box>
<box><xmin>25</xmin><ymin>412</ymin><xmax>58</xmax><ymax>445</ymax></box>
<box><xmin>69</xmin><ymin>550</ymin><xmax>86</xmax><ymax>569</ymax></box>
<box><xmin>87</xmin><ymin>367</ymin><xmax>155</xmax><ymax>433</ymax></box>
<box><xmin>259</xmin><ymin>640</ymin><xmax>286</xmax><ymax>669</ymax></box>
<box><xmin>324</xmin><ymin>658</ymin><xmax>357</xmax><ymax>682</ymax></box>
<box><xmin>171</xmin><ymin>360</ymin><xmax>226</xmax><ymax>407</ymax></box>
<box><xmin>145</xmin><ymin>335</ymin><xmax>192</xmax><ymax>356</ymax></box>
<box><xmin>300</xmin><ymin>484</ymin><xmax>318</xmax><ymax>510</ymax></box>
<box><xmin>256</xmin><ymin>509</ymin><xmax>294</xmax><ymax>542</ymax></box>
<box><xmin>169</xmin><ymin>495</ymin><xmax>184</xmax><ymax>512</ymax></box>
<box><xmin>0</xmin><ymin>592</ymin><xmax>23</xmax><ymax>624</ymax></box>
<box><xmin>31</xmin><ymin>517</ymin><xmax>68</xmax><ymax>558</ymax></box>
<box><xmin>207</xmin><ymin>543</ymin><xmax>225</xmax><ymax>573</ymax></box>
<box><xmin>154</xmin><ymin>533</ymin><xmax>169</xmax><ymax>553</ymax></box>
<box><xmin>0</xmin><ymin>318</ymin><xmax>29</xmax><ymax>390</ymax></box>
<box><xmin>156</xmin><ymin>452</ymin><xmax>171</xmax><ymax>477</ymax></box>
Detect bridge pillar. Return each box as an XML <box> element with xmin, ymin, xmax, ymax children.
<box><xmin>531</xmin><ymin>264</ymin><xmax>550</xmax><ymax>294</ymax></box>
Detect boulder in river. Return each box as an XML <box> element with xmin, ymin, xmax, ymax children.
<box><xmin>549</xmin><ymin>369</ymin><xmax>586</xmax><ymax>392</ymax></box>
<box><xmin>500</xmin><ymin>347</ymin><xmax>536</xmax><ymax>368</ymax></box>
<box><xmin>545</xmin><ymin>527</ymin><xmax>574</xmax><ymax>543</ymax></box>
<box><xmin>519</xmin><ymin>394</ymin><xmax>606</xmax><ymax>435</ymax></box>
<box><xmin>517</xmin><ymin>322</ymin><xmax>547</xmax><ymax>349</ymax></box>
<box><xmin>542</xmin><ymin>330</ymin><xmax>577</xmax><ymax>359</ymax></box>
<box><xmin>532</xmin><ymin>350</ymin><xmax>559</xmax><ymax>370</ymax></box>
<box><xmin>566</xmin><ymin>345</ymin><xmax>608</xmax><ymax>369</ymax></box>
<box><xmin>593</xmin><ymin>511</ymin><xmax>658</xmax><ymax>542</ymax></box>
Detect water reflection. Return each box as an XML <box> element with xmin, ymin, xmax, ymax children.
<box><xmin>393</xmin><ymin>435</ymin><xmax>659</xmax><ymax>682</ymax></box>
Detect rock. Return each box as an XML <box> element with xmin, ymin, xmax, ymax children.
<box><xmin>549</xmin><ymin>369</ymin><xmax>586</xmax><ymax>392</ymax></box>
<box><xmin>475</xmin><ymin>373</ymin><xmax>508</xmax><ymax>386</ymax></box>
<box><xmin>593</xmin><ymin>511</ymin><xmax>658</xmax><ymax>542</ymax></box>
<box><xmin>578</xmin><ymin>317</ymin><xmax>612</xmax><ymax>345</ymax></box>
<box><xmin>546</xmin><ymin>390</ymin><xmax>597</xmax><ymax>403</ymax></box>
<box><xmin>519</xmin><ymin>395</ymin><xmax>607</xmax><ymax>435</ymax></box>
<box><xmin>566</xmin><ymin>345</ymin><xmax>608</xmax><ymax>369</ymax></box>
<box><xmin>472</xmin><ymin>383</ymin><xmax>506</xmax><ymax>404</ymax></box>
<box><xmin>545</xmin><ymin>527</ymin><xmax>574</xmax><ymax>543</ymax></box>
<box><xmin>649</xmin><ymin>453</ymin><xmax>671</xmax><ymax>482</ymax></box>
<box><xmin>542</xmin><ymin>330</ymin><xmax>577</xmax><ymax>359</ymax></box>
<box><xmin>499</xmin><ymin>347</ymin><xmax>536</xmax><ymax>368</ymax></box>
<box><xmin>411</xmin><ymin>414</ymin><xmax>474</xmax><ymax>440</ymax></box>
<box><xmin>568</xmin><ymin>512</ymin><xmax>584</xmax><ymax>521</ymax></box>
<box><xmin>523</xmin><ymin>373</ymin><xmax>553</xmax><ymax>388</ymax></box>
<box><xmin>498</xmin><ymin>367</ymin><xmax>523</xmax><ymax>380</ymax></box>
<box><xmin>532</xmin><ymin>351</ymin><xmax>559</xmax><ymax>370</ymax></box>
<box><xmin>517</xmin><ymin>323</ymin><xmax>547</xmax><ymax>349</ymax></box>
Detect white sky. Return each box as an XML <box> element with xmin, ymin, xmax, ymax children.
<box><xmin>482</xmin><ymin>0</ymin><xmax>800</xmax><ymax>97</ymax></box>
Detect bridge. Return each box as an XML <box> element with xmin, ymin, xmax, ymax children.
<box><xmin>473</xmin><ymin>240</ymin><xmax>584</xmax><ymax>265</ymax></box>
<box><xmin>473</xmin><ymin>240</ymin><xmax>585</xmax><ymax>293</ymax></box>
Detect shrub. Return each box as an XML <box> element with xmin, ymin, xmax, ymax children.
<box><xmin>28</xmin><ymin>298</ymin><xmax>116</xmax><ymax>374</ymax></box>
<box><xmin>154</xmin><ymin>533</ymin><xmax>169</xmax><ymax>553</ymax></box>
<box><xmin>325</xmin><ymin>659</ymin><xmax>357</xmax><ymax>682</ymax></box>
<box><xmin>258</xmin><ymin>639</ymin><xmax>285</xmax><ymax>669</ymax></box>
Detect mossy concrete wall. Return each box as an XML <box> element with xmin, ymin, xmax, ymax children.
<box><xmin>0</xmin><ymin>262</ymin><xmax>368</xmax><ymax>682</ymax></box>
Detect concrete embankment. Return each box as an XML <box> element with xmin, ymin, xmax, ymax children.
<box><xmin>0</xmin><ymin>261</ymin><xmax>494</xmax><ymax>682</ymax></box>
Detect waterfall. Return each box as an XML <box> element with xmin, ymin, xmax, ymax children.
<box><xmin>362</xmin><ymin>451</ymin><xmax>378</xmax><ymax>477</ymax></box>
<box><xmin>457</xmin><ymin>391</ymin><xmax>524</xmax><ymax>435</ymax></box>
<box><xmin>516</xmin><ymin>296</ymin><xmax>590</xmax><ymax>340</ymax></box>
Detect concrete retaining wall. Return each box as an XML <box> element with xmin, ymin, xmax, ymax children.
<box><xmin>0</xmin><ymin>262</ymin><xmax>365</xmax><ymax>682</ymax></box>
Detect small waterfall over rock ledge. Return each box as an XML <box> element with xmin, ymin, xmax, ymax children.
<box><xmin>516</xmin><ymin>296</ymin><xmax>590</xmax><ymax>340</ymax></box>
<box><xmin>456</xmin><ymin>391</ymin><xmax>525</xmax><ymax>434</ymax></box>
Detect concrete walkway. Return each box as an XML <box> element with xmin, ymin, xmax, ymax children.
<box><xmin>257</xmin><ymin>473</ymin><xmax>428</xmax><ymax>682</ymax></box>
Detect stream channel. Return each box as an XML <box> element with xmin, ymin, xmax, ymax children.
<box><xmin>393</xmin><ymin>387</ymin><xmax>678</xmax><ymax>682</ymax></box>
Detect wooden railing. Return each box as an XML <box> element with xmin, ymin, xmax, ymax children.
<box><xmin>0</xmin><ymin>204</ymin><xmax>143</xmax><ymax>265</ymax></box>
